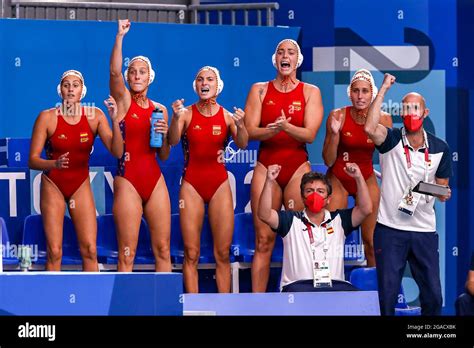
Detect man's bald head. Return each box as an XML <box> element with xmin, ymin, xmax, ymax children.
<box><xmin>401</xmin><ymin>92</ymin><xmax>428</xmax><ymax>117</ymax></box>
<box><xmin>402</xmin><ymin>92</ymin><xmax>426</xmax><ymax>109</ymax></box>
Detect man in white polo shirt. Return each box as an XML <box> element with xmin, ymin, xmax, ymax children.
<box><xmin>258</xmin><ymin>162</ymin><xmax>372</xmax><ymax>292</ymax></box>
<box><xmin>365</xmin><ymin>73</ymin><xmax>452</xmax><ymax>315</ymax></box>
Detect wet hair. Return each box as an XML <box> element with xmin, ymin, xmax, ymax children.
<box><xmin>300</xmin><ymin>172</ymin><xmax>332</xmax><ymax>197</ymax></box>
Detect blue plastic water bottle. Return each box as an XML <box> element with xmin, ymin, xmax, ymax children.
<box><xmin>150</xmin><ymin>107</ymin><xmax>163</xmax><ymax>148</ymax></box>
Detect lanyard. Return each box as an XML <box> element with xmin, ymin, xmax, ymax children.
<box><xmin>304</xmin><ymin>220</ymin><xmax>329</xmax><ymax>257</ymax></box>
<box><xmin>402</xmin><ymin>128</ymin><xmax>430</xmax><ymax>183</ymax></box>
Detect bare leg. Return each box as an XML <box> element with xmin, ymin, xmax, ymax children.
<box><xmin>283</xmin><ymin>161</ymin><xmax>311</xmax><ymax>211</ymax></box>
<box><xmin>40</xmin><ymin>175</ymin><xmax>66</xmax><ymax>271</ymax></box>
<box><xmin>180</xmin><ymin>180</ymin><xmax>205</xmax><ymax>293</ymax></box>
<box><xmin>143</xmin><ymin>175</ymin><xmax>172</xmax><ymax>272</ymax></box>
<box><xmin>325</xmin><ymin>171</ymin><xmax>349</xmax><ymax>211</ymax></box>
<box><xmin>208</xmin><ymin>180</ymin><xmax>234</xmax><ymax>293</ymax></box>
<box><xmin>358</xmin><ymin>174</ymin><xmax>380</xmax><ymax>267</ymax></box>
<box><xmin>68</xmin><ymin>178</ymin><xmax>99</xmax><ymax>271</ymax></box>
<box><xmin>113</xmin><ymin>176</ymin><xmax>143</xmax><ymax>272</ymax></box>
<box><xmin>250</xmin><ymin>162</ymin><xmax>282</xmax><ymax>293</ymax></box>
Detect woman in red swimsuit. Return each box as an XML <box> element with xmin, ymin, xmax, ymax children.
<box><xmin>29</xmin><ymin>69</ymin><xmax>115</xmax><ymax>271</ymax></box>
<box><xmin>168</xmin><ymin>66</ymin><xmax>248</xmax><ymax>293</ymax></box>
<box><xmin>322</xmin><ymin>69</ymin><xmax>392</xmax><ymax>266</ymax></box>
<box><xmin>245</xmin><ymin>39</ymin><xmax>324</xmax><ymax>292</ymax></box>
<box><xmin>109</xmin><ymin>20</ymin><xmax>171</xmax><ymax>272</ymax></box>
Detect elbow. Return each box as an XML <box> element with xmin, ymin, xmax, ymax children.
<box><xmin>159</xmin><ymin>154</ymin><xmax>169</xmax><ymax>161</ymax></box>
<box><xmin>27</xmin><ymin>158</ymin><xmax>35</xmax><ymax>169</ymax></box>
<box><xmin>109</xmin><ymin>68</ymin><xmax>121</xmax><ymax>78</ymax></box>
<box><xmin>168</xmin><ymin>137</ymin><xmax>179</xmax><ymax>147</ymax></box>
<box><xmin>158</xmin><ymin>149</ymin><xmax>170</xmax><ymax>161</ymax></box>
<box><xmin>237</xmin><ymin>139</ymin><xmax>248</xmax><ymax>150</ymax></box>
<box><xmin>363</xmin><ymin>202</ymin><xmax>373</xmax><ymax>216</ymax></box>
<box><xmin>112</xmin><ymin>148</ymin><xmax>123</xmax><ymax>159</ymax></box>
<box><xmin>28</xmin><ymin>157</ymin><xmax>39</xmax><ymax>170</ymax></box>
<box><xmin>322</xmin><ymin>153</ymin><xmax>334</xmax><ymax>168</ymax></box>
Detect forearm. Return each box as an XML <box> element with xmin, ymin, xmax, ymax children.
<box><xmin>258</xmin><ymin>179</ymin><xmax>274</xmax><ymax>222</ymax></box>
<box><xmin>322</xmin><ymin>133</ymin><xmax>340</xmax><ymax>167</ymax></box>
<box><xmin>111</xmin><ymin>121</ymin><xmax>124</xmax><ymax>158</ymax></box>
<box><xmin>365</xmin><ymin>89</ymin><xmax>386</xmax><ymax>135</ymax></box>
<box><xmin>110</xmin><ymin>35</ymin><xmax>124</xmax><ymax>76</ymax></box>
<box><xmin>158</xmin><ymin>137</ymin><xmax>170</xmax><ymax>160</ymax></box>
<box><xmin>283</xmin><ymin>124</ymin><xmax>314</xmax><ymax>143</ymax></box>
<box><xmin>355</xmin><ymin>176</ymin><xmax>373</xmax><ymax>215</ymax></box>
<box><xmin>248</xmin><ymin>127</ymin><xmax>278</xmax><ymax>141</ymax></box>
<box><xmin>168</xmin><ymin>117</ymin><xmax>182</xmax><ymax>146</ymax></box>
<box><xmin>234</xmin><ymin>126</ymin><xmax>249</xmax><ymax>149</ymax></box>
<box><xmin>28</xmin><ymin>156</ymin><xmax>56</xmax><ymax>171</ymax></box>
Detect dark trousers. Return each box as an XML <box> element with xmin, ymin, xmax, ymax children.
<box><xmin>282</xmin><ymin>279</ymin><xmax>359</xmax><ymax>292</ymax></box>
<box><xmin>374</xmin><ymin>223</ymin><xmax>442</xmax><ymax>316</ymax></box>
<box><xmin>455</xmin><ymin>293</ymin><xmax>474</xmax><ymax>316</ymax></box>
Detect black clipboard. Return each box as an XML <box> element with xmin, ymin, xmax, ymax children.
<box><xmin>412</xmin><ymin>181</ymin><xmax>449</xmax><ymax>197</ymax></box>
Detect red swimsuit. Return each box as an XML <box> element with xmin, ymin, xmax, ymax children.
<box><xmin>45</xmin><ymin>108</ymin><xmax>94</xmax><ymax>201</ymax></box>
<box><xmin>328</xmin><ymin>106</ymin><xmax>375</xmax><ymax>195</ymax></box>
<box><xmin>258</xmin><ymin>81</ymin><xmax>308</xmax><ymax>189</ymax></box>
<box><xmin>117</xmin><ymin>99</ymin><xmax>162</xmax><ymax>202</ymax></box>
<box><xmin>182</xmin><ymin>104</ymin><xmax>228</xmax><ymax>203</ymax></box>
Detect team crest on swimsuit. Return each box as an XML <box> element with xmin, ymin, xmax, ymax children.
<box><xmin>343</xmin><ymin>131</ymin><xmax>352</xmax><ymax>137</ymax></box>
<box><xmin>131</xmin><ymin>113</ymin><xmax>139</xmax><ymax>119</ymax></box>
<box><xmin>80</xmin><ymin>132</ymin><xmax>89</xmax><ymax>143</ymax></box>
<box><xmin>193</xmin><ymin>125</ymin><xmax>202</xmax><ymax>131</ymax></box>
<box><xmin>58</xmin><ymin>134</ymin><xmax>67</xmax><ymax>140</ymax></box>
<box><xmin>212</xmin><ymin>125</ymin><xmax>222</xmax><ymax>135</ymax></box>
<box><xmin>266</xmin><ymin>100</ymin><xmax>276</xmax><ymax>106</ymax></box>
<box><xmin>292</xmin><ymin>101</ymin><xmax>302</xmax><ymax>111</ymax></box>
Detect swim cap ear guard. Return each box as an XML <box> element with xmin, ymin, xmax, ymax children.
<box><xmin>192</xmin><ymin>66</ymin><xmax>224</xmax><ymax>96</ymax></box>
<box><xmin>124</xmin><ymin>55</ymin><xmax>156</xmax><ymax>85</ymax></box>
<box><xmin>271</xmin><ymin>39</ymin><xmax>304</xmax><ymax>69</ymax></box>
<box><xmin>57</xmin><ymin>69</ymin><xmax>87</xmax><ymax>100</ymax></box>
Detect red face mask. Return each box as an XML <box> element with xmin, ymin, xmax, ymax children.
<box><xmin>403</xmin><ymin>114</ymin><xmax>424</xmax><ymax>132</ymax></box>
<box><xmin>304</xmin><ymin>192</ymin><xmax>325</xmax><ymax>214</ymax></box>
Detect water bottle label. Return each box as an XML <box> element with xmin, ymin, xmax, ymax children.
<box><xmin>150</xmin><ymin>108</ymin><xmax>164</xmax><ymax>148</ymax></box>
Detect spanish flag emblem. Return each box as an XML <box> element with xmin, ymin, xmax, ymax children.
<box><xmin>80</xmin><ymin>132</ymin><xmax>89</xmax><ymax>143</ymax></box>
<box><xmin>213</xmin><ymin>125</ymin><xmax>222</xmax><ymax>136</ymax></box>
<box><xmin>292</xmin><ymin>100</ymin><xmax>302</xmax><ymax>111</ymax></box>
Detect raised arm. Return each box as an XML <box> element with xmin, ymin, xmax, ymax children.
<box><xmin>365</xmin><ymin>74</ymin><xmax>395</xmax><ymax>146</ymax></box>
<box><xmin>275</xmin><ymin>84</ymin><xmax>323</xmax><ymax>143</ymax></box>
<box><xmin>257</xmin><ymin>164</ymin><xmax>281</xmax><ymax>230</ymax></box>
<box><xmin>110</xmin><ymin>20</ymin><xmax>131</xmax><ymax>105</ymax></box>
<box><xmin>322</xmin><ymin>109</ymin><xmax>344</xmax><ymax>167</ymax></box>
<box><xmin>244</xmin><ymin>82</ymin><xmax>279</xmax><ymax>141</ymax></box>
<box><xmin>104</xmin><ymin>95</ymin><xmax>124</xmax><ymax>158</ymax></box>
<box><xmin>28</xmin><ymin>111</ymin><xmax>69</xmax><ymax>170</ymax></box>
<box><xmin>168</xmin><ymin>98</ymin><xmax>190</xmax><ymax>146</ymax></box>
<box><xmin>227</xmin><ymin>107</ymin><xmax>248</xmax><ymax>149</ymax></box>
<box><xmin>344</xmin><ymin>163</ymin><xmax>372</xmax><ymax>227</ymax></box>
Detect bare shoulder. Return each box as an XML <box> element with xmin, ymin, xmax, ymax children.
<box><xmin>87</xmin><ymin>106</ymin><xmax>105</xmax><ymax>119</ymax></box>
<box><xmin>303</xmin><ymin>82</ymin><xmax>321</xmax><ymax>95</ymax></box>
<box><xmin>36</xmin><ymin>108</ymin><xmax>57</xmax><ymax>124</ymax></box>
<box><xmin>151</xmin><ymin>101</ymin><xmax>167</xmax><ymax>112</ymax></box>
<box><xmin>330</xmin><ymin>107</ymin><xmax>345</xmax><ymax>117</ymax></box>
<box><xmin>251</xmin><ymin>81</ymin><xmax>269</xmax><ymax>95</ymax></box>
